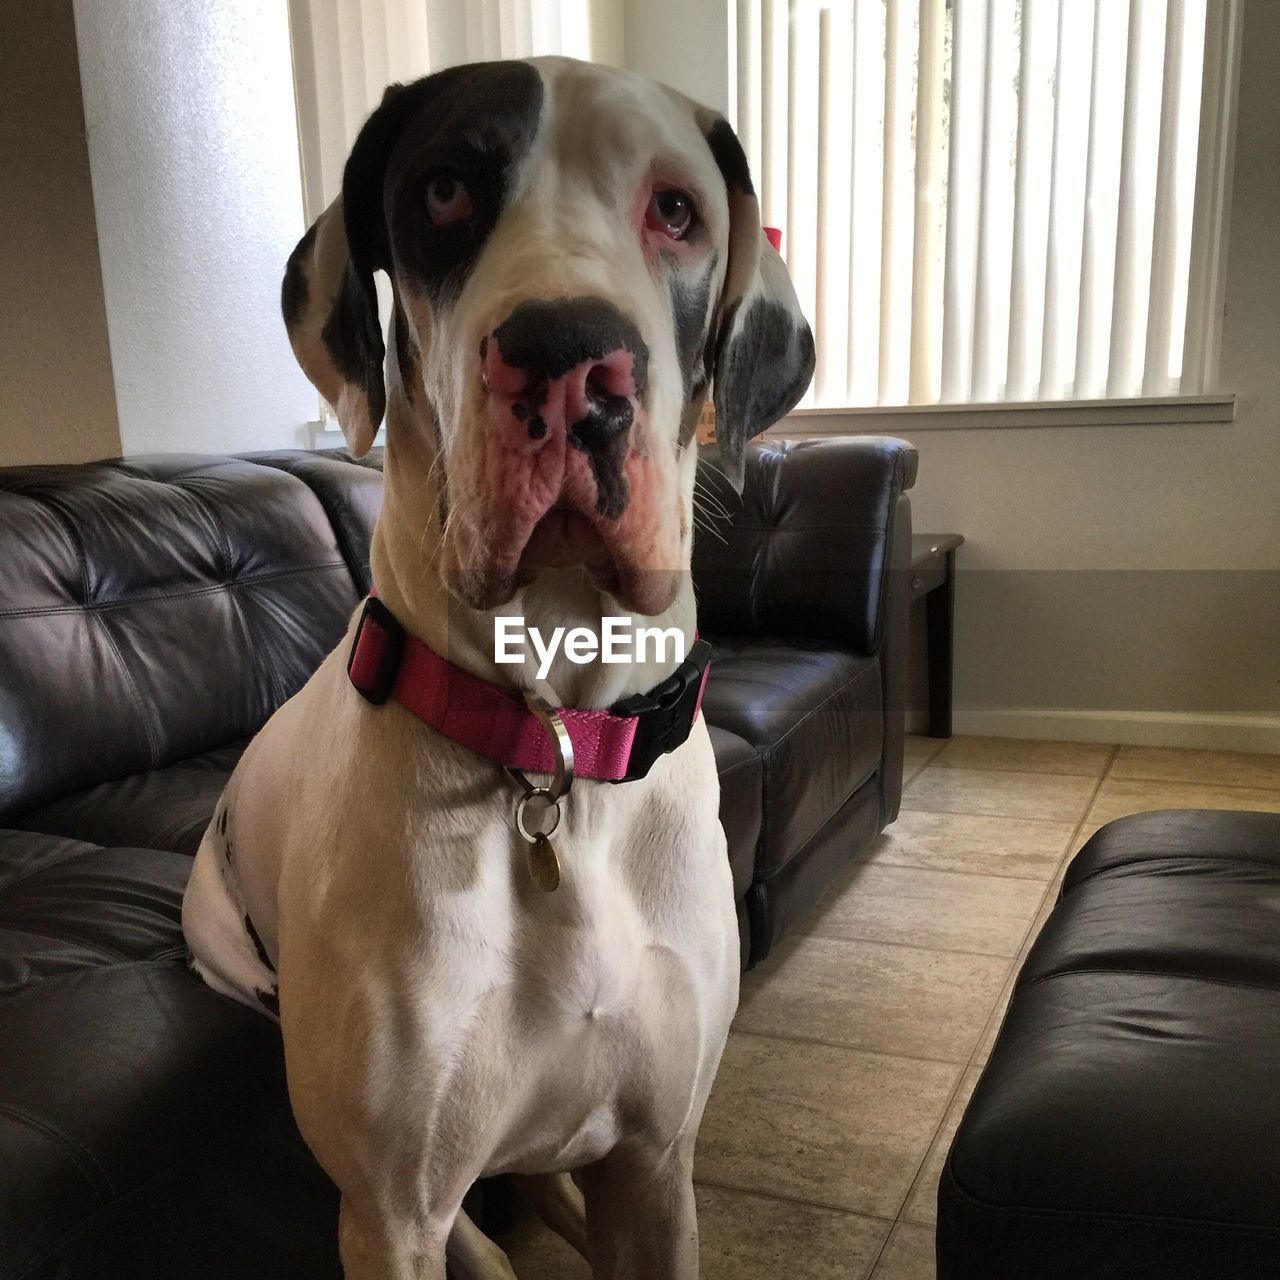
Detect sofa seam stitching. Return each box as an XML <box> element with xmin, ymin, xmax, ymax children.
<box><xmin>0</xmin><ymin>953</ymin><xmax>184</xmax><ymax>1009</ymax></box>
<box><xmin>941</xmin><ymin>1158</ymin><xmax>1280</xmax><ymax>1238</ymax></box>
<box><xmin>0</xmin><ymin>1101</ymin><xmax>115</xmax><ymax>1201</ymax></box>
<box><xmin>1017</xmin><ymin>965</ymin><xmax>1280</xmax><ymax>997</ymax></box>
<box><xmin>0</xmin><ymin>561</ymin><xmax>349</xmax><ymax>620</ymax></box>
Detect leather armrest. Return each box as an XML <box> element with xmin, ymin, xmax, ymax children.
<box><xmin>692</xmin><ymin>436</ymin><xmax>918</xmax><ymax>655</ymax></box>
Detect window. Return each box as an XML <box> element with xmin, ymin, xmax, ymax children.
<box><xmin>289</xmin><ymin>0</ymin><xmax>1241</xmax><ymax>435</ymax></box>
<box><xmin>732</xmin><ymin>0</ymin><xmax>1241</xmax><ymax>416</ymax></box>
<box><xmin>288</xmin><ymin>0</ymin><xmax>612</xmax><ymax>226</ymax></box>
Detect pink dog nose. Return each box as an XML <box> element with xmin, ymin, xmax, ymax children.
<box><xmin>483</xmin><ymin>297</ymin><xmax>648</xmax><ymax>453</ymax></box>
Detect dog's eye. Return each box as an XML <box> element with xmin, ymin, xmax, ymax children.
<box><xmin>425</xmin><ymin>175</ymin><xmax>474</xmax><ymax>226</ymax></box>
<box><xmin>645</xmin><ymin>188</ymin><xmax>695</xmax><ymax>240</ymax></box>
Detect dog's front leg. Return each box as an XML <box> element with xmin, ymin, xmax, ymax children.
<box><xmin>338</xmin><ymin>1196</ymin><xmax>516</xmax><ymax>1280</ymax></box>
<box><xmin>580</xmin><ymin>1142</ymin><xmax>699</xmax><ymax>1280</ymax></box>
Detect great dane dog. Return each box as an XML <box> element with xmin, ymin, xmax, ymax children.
<box><xmin>183</xmin><ymin>56</ymin><xmax>812</xmax><ymax>1279</ymax></box>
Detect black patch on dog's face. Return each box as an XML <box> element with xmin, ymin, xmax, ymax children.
<box><xmin>568</xmin><ymin>430</ymin><xmax>631</xmax><ymax>520</ymax></box>
<box><xmin>319</xmin><ymin>264</ymin><xmax>387</xmax><ymax>428</ymax></box>
<box><xmin>382</xmin><ymin>62</ymin><xmax>544</xmax><ymax>308</ymax></box>
<box><xmin>392</xmin><ymin>292</ymin><xmax>417</xmax><ymax>399</ymax></box>
<box><xmin>704</xmin><ymin>117</ymin><xmax>754</xmax><ymax>197</ymax></box>
<box><xmin>669</xmin><ymin>252</ymin><xmax>718</xmax><ymax>403</ymax></box>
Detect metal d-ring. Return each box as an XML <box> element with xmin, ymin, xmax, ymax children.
<box><xmin>507</xmin><ymin>692</ymin><xmax>575</xmax><ymax>846</ymax></box>
<box><xmin>513</xmin><ymin>692</ymin><xmax>575</xmax><ymax>801</ymax></box>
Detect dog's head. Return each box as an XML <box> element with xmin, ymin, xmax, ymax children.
<box><xmin>283</xmin><ymin>58</ymin><xmax>813</xmax><ymax>616</ymax></box>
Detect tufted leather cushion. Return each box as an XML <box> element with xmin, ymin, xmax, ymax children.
<box><xmin>15</xmin><ymin>742</ymin><xmax>248</xmax><ymax>858</ymax></box>
<box><xmin>938</xmin><ymin>810</ymin><xmax>1280</xmax><ymax>1279</ymax></box>
<box><xmin>246</xmin><ymin>449</ymin><xmax>385</xmax><ymax>594</ymax></box>
<box><xmin>693</xmin><ymin>437</ymin><xmax>918</xmax><ymax>653</ymax></box>
<box><xmin>701</xmin><ymin>639</ymin><xmax>882</xmax><ymax>875</ymax></box>
<box><xmin>0</xmin><ymin>829</ymin><xmax>341</xmax><ymax>1278</ymax></box>
<box><xmin>0</xmin><ymin>458</ymin><xmax>361</xmax><ymax>821</ymax></box>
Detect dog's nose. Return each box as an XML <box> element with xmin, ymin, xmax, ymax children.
<box><xmin>484</xmin><ymin>298</ymin><xmax>648</xmax><ymax>453</ymax></box>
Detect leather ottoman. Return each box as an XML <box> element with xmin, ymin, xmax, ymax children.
<box><xmin>938</xmin><ymin>809</ymin><xmax>1280</xmax><ymax>1279</ymax></box>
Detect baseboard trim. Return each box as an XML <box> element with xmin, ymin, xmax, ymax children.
<box><xmin>949</xmin><ymin>705</ymin><xmax>1280</xmax><ymax>754</ymax></box>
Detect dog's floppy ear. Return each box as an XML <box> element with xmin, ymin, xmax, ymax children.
<box><xmin>699</xmin><ymin>114</ymin><xmax>815</xmax><ymax>492</ymax></box>
<box><xmin>281</xmin><ymin>83</ymin><xmax>422</xmax><ymax>456</ymax></box>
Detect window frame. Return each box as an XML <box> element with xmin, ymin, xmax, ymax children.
<box><xmin>749</xmin><ymin>0</ymin><xmax>1245</xmax><ymax>432</ymax></box>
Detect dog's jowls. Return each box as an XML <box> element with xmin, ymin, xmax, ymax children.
<box><xmin>183</xmin><ymin>56</ymin><xmax>812</xmax><ymax>1279</ymax></box>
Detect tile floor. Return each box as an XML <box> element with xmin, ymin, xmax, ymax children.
<box><xmin>499</xmin><ymin>736</ymin><xmax>1280</xmax><ymax>1278</ymax></box>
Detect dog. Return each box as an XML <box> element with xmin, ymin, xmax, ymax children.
<box><xmin>182</xmin><ymin>56</ymin><xmax>813</xmax><ymax>1279</ymax></box>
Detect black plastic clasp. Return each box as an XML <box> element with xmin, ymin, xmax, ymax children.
<box><xmin>610</xmin><ymin>639</ymin><xmax>713</xmax><ymax>782</ymax></box>
<box><xmin>347</xmin><ymin>595</ymin><xmax>406</xmax><ymax>706</ymax></box>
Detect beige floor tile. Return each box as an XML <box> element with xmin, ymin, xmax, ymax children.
<box><xmin>694</xmin><ymin>1186</ymin><xmax>889</xmax><ymax>1280</ymax></box>
<box><xmin>735</xmin><ymin>934</ymin><xmax>1009</xmax><ymax>1063</ymax></box>
<box><xmin>871</xmin><ymin>1222</ymin><xmax>936</xmax><ymax>1280</ymax></box>
<box><xmin>697</xmin><ymin>1032</ymin><xmax>959</xmax><ymax>1218</ymax></box>
<box><xmin>971</xmin><ymin>979</ymin><xmax>1014</xmax><ymax>1067</ymax></box>
<box><xmin>499</xmin><ymin>1184</ymin><xmax>891</xmax><ymax>1280</ymax></box>
<box><xmin>970</xmin><ymin>884</ymin><xmax>1060</xmax><ymax>1067</ymax></box>
<box><xmin>932</xmin><ymin>735</ymin><xmax>1113</xmax><ymax>777</ymax></box>
<box><xmin>905</xmin><ymin>734</ymin><xmax>947</xmax><ymax>774</ymax></box>
<box><xmin>1024</xmin><ymin>880</ymin><xmax>1061</xmax><ymax>946</ymax></box>
<box><xmin>903</xmin><ymin>766</ymin><xmax>1098</xmax><ymax>823</ymax></box>
<box><xmin>1087</xmin><ymin>777</ymin><xmax>1280</xmax><ymax>827</ymax></box>
<box><xmin>971</xmin><ymin>951</ymin><xmax>1026</xmax><ymax>1067</ymax></box>
<box><xmin>1068</xmin><ymin>820</ymin><xmax>1106</xmax><ymax>858</ymax></box>
<box><xmin>871</xmin><ymin>809</ymin><xmax>1075</xmax><ymax>881</ymax></box>
<box><xmin>903</xmin><ymin>1067</ymin><xmax>983</xmax><ymax>1226</ymax></box>
<box><xmin>810</xmin><ymin>863</ymin><xmax>1046</xmax><ymax>956</ymax></box>
<box><xmin>1113</xmin><ymin>745</ymin><xmax>1280</xmax><ymax>790</ymax></box>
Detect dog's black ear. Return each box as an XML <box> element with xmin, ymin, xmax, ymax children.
<box><xmin>698</xmin><ymin>113</ymin><xmax>815</xmax><ymax>493</ymax></box>
<box><xmin>281</xmin><ymin>83</ymin><xmax>421</xmax><ymax>456</ymax></box>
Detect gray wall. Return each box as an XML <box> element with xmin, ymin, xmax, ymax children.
<box><xmin>0</xmin><ymin>0</ymin><xmax>120</xmax><ymax>465</ymax></box>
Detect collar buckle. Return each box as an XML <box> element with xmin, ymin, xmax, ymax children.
<box><xmin>610</xmin><ymin>639</ymin><xmax>713</xmax><ymax>783</ymax></box>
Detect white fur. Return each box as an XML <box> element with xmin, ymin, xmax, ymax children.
<box><xmin>185</xmin><ymin>58</ymin><xmax>745</xmax><ymax>1280</ymax></box>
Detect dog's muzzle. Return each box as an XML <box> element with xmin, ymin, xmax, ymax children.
<box><xmin>483</xmin><ymin>296</ymin><xmax>649</xmax><ymax>455</ymax></box>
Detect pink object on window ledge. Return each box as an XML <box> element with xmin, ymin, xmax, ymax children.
<box><xmin>763</xmin><ymin>226</ymin><xmax>783</xmax><ymax>252</ymax></box>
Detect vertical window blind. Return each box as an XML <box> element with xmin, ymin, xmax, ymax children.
<box><xmin>733</xmin><ymin>0</ymin><xmax>1233</xmax><ymax>411</ymax></box>
<box><xmin>288</xmin><ymin>0</ymin><xmax>594</xmax><ymax>225</ymax></box>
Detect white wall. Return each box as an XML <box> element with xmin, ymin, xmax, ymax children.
<box><xmin>73</xmin><ymin>0</ymin><xmax>318</xmax><ymax>455</ymax></box>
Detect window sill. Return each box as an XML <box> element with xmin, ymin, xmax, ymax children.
<box><xmin>308</xmin><ymin>422</ymin><xmax>387</xmax><ymax>450</ymax></box>
<box><xmin>771</xmin><ymin>392</ymin><xmax>1236</xmax><ymax>435</ymax></box>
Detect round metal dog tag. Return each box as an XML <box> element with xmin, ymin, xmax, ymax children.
<box><xmin>527</xmin><ymin>834</ymin><xmax>561</xmax><ymax>892</ymax></box>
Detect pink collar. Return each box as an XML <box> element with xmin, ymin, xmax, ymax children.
<box><xmin>346</xmin><ymin>596</ymin><xmax>712</xmax><ymax>783</ymax></box>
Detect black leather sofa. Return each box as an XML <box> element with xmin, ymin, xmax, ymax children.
<box><xmin>938</xmin><ymin>809</ymin><xmax>1280</xmax><ymax>1279</ymax></box>
<box><xmin>0</xmin><ymin>436</ymin><xmax>915</xmax><ymax>1278</ymax></box>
